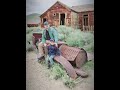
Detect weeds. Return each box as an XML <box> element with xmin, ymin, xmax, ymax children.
<box><xmin>82</xmin><ymin>61</ymin><xmax>94</xmax><ymax>70</ymax></box>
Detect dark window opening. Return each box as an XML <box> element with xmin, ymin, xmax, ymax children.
<box><xmin>53</xmin><ymin>13</ymin><xmax>56</xmax><ymax>16</ymax></box>
<box><xmin>83</xmin><ymin>15</ymin><xmax>88</xmax><ymax>26</ymax></box>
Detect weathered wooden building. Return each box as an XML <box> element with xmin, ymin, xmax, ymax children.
<box><xmin>40</xmin><ymin>1</ymin><xmax>94</xmax><ymax>31</ymax></box>
<box><xmin>71</xmin><ymin>4</ymin><xmax>94</xmax><ymax>30</ymax></box>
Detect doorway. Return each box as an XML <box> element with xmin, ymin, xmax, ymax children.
<box><xmin>60</xmin><ymin>13</ymin><xmax>65</xmax><ymax>25</ymax></box>
<box><xmin>43</xmin><ymin>18</ymin><xmax>47</xmax><ymax>23</ymax></box>
<box><xmin>83</xmin><ymin>14</ymin><xmax>88</xmax><ymax>26</ymax></box>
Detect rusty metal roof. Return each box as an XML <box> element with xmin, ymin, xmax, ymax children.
<box><xmin>59</xmin><ymin>44</ymin><xmax>80</xmax><ymax>61</ymax></box>
<box><xmin>71</xmin><ymin>4</ymin><xmax>94</xmax><ymax>12</ymax></box>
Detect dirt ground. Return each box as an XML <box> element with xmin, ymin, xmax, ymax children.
<box><xmin>26</xmin><ymin>51</ymin><xmax>94</xmax><ymax>90</ymax></box>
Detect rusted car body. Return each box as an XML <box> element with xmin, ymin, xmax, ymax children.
<box><xmin>32</xmin><ymin>32</ymin><xmax>88</xmax><ymax>79</ymax></box>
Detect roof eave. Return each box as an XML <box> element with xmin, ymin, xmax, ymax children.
<box><xmin>79</xmin><ymin>10</ymin><xmax>94</xmax><ymax>13</ymax></box>
<box><xmin>70</xmin><ymin>9</ymin><xmax>79</xmax><ymax>13</ymax></box>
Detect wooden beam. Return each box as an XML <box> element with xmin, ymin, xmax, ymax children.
<box><xmin>65</xmin><ymin>13</ymin><xmax>67</xmax><ymax>25</ymax></box>
<box><xmin>59</xmin><ymin>13</ymin><xmax>60</xmax><ymax>25</ymax></box>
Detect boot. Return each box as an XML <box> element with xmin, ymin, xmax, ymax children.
<box><xmin>37</xmin><ymin>54</ymin><xmax>44</xmax><ymax>60</ymax></box>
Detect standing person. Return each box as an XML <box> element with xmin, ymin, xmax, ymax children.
<box><xmin>37</xmin><ymin>21</ymin><xmax>58</xmax><ymax>60</ymax></box>
<box><xmin>46</xmin><ymin>39</ymin><xmax>61</xmax><ymax>68</ymax></box>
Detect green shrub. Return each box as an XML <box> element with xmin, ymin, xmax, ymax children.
<box><xmin>58</xmin><ymin>33</ymin><xmax>65</xmax><ymax>41</ymax></box>
<box><xmin>83</xmin><ymin>61</ymin><xmax>94</xmax><ymax>70</ymax></box>
<box><xmin>26</xmin><ymin>29</ymin><xmax>34</xmax><ymax>52</ymax></box>
<box><xmin>48</xmin><ymin>62</ymin><xmax>80</xmax><ymax>89</ymax></box>
<box><xmin>40</xmin><ymin>60</ymin><xmax>94</xmax><ymax>89</ymax></box>
<box><xmin>66</xmin><ymin>30</ymin><xmax>85</xmax><ymax>47</ymax></box>
<box><xmin>26</xmin><ymin>28</ymin><xmax>33</xmax><ymax>34</ymax></box>
<box><xmin>83</xmin><ymin>42</ymin><xmax>94</xmax><ymax>52</ymax></box>
<box><xmin>62</xmin><ymin>74</ymin><xmax>76</xmax><ymax>89</ymax></box>
<box><xmin>26</xmin><ymin>33</ymin><xmax>33</xmax><ymax>42</ymax></box>
<box><xmin>26</xmin><ymin>27</ymin><xmax>43</xmax><ymax>34</ymax></box>
<box><xmin>50</xmin><ymin>63</ymin><xmax>65</xmax><ymax>80</ymax></box>
<box><xmin>32</xmin><ymin>28</ymin><xmax>43</xmax><ymax>33</ymax></box>
<box><xmin>65</xmin><ymin>30</ymin><xmax>94</xmax><ymax>52</ymax></box>
<box><xmin>57</xmin><ymin>26</ymin><xmax>73</xmax><ymax>41</ymax></box>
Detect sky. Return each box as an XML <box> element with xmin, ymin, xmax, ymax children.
<box><xmin>26</xmin><ymin>0</ymin><xmax>94</xmax><ymax>15</ymax></box>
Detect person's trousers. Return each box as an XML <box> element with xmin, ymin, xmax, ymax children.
<box><xmin>46</xmin><ymin>55</ymin><xmax>55</xmax><ymax>65</ymax></box>
<box><xmin>38</xmin><ymin>41</ymin><xmax>50</xmax><ymax>57</ymax></box>
<box><xmin>38</xmin><ymin>42</ymin><xmax>44</xmax><ymax>56</ymax></box>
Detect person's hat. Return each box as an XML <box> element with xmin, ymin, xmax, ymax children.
<box><xmin>50</xmin><ymin>39</ymin><xmax>54</xmax><ymax>42</ymax></box>
<box><xmin>44</xmin><ymin>21</ymin><xmax>49</xmax><ymax>25</ymax></box>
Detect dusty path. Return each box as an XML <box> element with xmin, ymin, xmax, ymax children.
<box><xmin>26</xmin><ymin>51</ymin><xmax>69</xmax><ymax>90</ymax></box>
<box><xmin>26</xmin><ymin>51</ymin><xmax>94</xmax><ymax>90</ymax></box>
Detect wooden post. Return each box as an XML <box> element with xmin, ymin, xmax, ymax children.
<box><xmin>88</xmin><ymin>25</ymin><xmax>90</xmax><ymax>31</ymax></box>
<box><xmin>83</xmin><ymin>25</ymin><xmax>84</xmax><ymax>31</ymax></box>
<box><xmin>59</xmin><ymin>13</ymin><xmax>60</xmax><ymax>25</ymax></box>
<box><xmin>91</xmin><ymin>26</ymin><xmax>93</xmax><ymax>31</ymax></box>
<box><xmin>42</xmin><ymin>18</ymin><xmax>43</xmax><ymax>24</ymax></box>
<box><xmin>65</xmin><ymin>13</ymin><xmax>67</xmax><ymax>26</ymax></box>
<box><xmin>61</xmin><ymin>21</ymin><xmax>62</xmax><ymax>25</ymax></box>
<box><xmin>71</xmin><ymin>12</ymin><xmax>73</xmax><ymax>28</ymax></box>
<box><xmin>90</xmin><ymin>26</ymin><xmax>91</xmax><ymax>31</ymax></box>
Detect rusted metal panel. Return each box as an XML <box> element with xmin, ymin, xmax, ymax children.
<box><xmin>75</xmin><ymin>68</ymin><xmax>88</xmax><ymax>78</ymax></box>
<box><xmin>33</xmin><ymin>33</ymin><xmax>42</xmax><ymax>39</ymax></box>
<box><xmin>54</xmin><ymin>56</ymin><xmax>77</xmax><ymax>79</ymax></box>
<box><xmin>59</xmin><ymin>44</ymin><xmax>80</xmax><ymax>61</ymax></box>
<box><xmin>75</xmin><ymin>48</ymin><xmax>88</xmax><ymax>68</ymax></box>
<box><xmin>32</xmin><ymin>33</ymin><xmax>42</xmax><ymax>49</ymax></box>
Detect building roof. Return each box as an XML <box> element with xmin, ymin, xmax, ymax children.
<box><xmin>40</xmin><ymin>1</ymin><xmax>94</xmax><ymax>17</ymax></box>
<box><xmin>71</xmin><ymin>4</ymin><xmax>94</xmax><ymax>12</ymax></box>
<box><xmin>40</xmin><ymin>1</ymin><xmax>77</xmax><ymax>17</ymax></box>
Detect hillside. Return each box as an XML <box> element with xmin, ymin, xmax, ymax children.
<box><xmin>26</xmin><ymin>13</ymin><xmax>40</xmax><ymax>24</ymax></box>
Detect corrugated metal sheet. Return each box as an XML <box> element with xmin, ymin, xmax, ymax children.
<box><xmin>59</xmin><ymin>44</ymin><xmax>80</xmax><ymax>61</ymax></box>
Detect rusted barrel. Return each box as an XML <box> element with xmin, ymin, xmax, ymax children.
<box><xmin>59</xmin><ymin>44</ymin><xmax>88</xmax><ymax>68</ymax></box>
<box><xmin>75</xmin><ymin>48</ymin><xmax>88</xmax><ymax>68</ymax></box>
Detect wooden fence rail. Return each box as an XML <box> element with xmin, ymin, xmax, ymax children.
<box><xmin>82</xmin><ymin>25</ymin><xmax>94</xmax><ymax>31</ymax></box>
